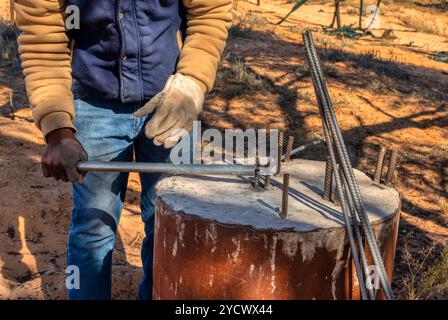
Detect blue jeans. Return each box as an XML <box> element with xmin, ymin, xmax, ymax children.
<box><xmin>67</xmin><ymin>98</ymin><xmax>171</xmax><ymax>300</ymax></box>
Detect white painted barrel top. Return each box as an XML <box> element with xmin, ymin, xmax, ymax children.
<box><xmin>156</xmin><ymin>159</ymin><xmax>400</xmax><ymax>232</ymax></box>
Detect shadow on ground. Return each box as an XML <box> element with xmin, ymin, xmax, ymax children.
<box><xmin>0</xmin><ymin>24</ymin><xmax>447</xmax><ymax>299</ymax></box>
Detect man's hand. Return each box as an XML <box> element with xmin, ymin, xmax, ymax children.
<box><xmin>41</xmin><ymin>128</ymin><xmax>88</xmax><ymax>183</ymax></box>
<box><xmin>135</xmin><ymin>73</ymin><xmax>204</xmax><ymax>148</ymax></box>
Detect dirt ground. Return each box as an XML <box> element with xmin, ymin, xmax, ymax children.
<box><xmin>0</xmin><ymin>0</ymin><xmax>447</xmax><ymax>299</ymax></box>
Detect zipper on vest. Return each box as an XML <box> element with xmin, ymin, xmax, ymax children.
<box><xmin>116</xmin><ymin>0</ymin><xmax>127</xmax><ymax>102</ymax></box>
<box><xmin>130</xmin><ymin>0</ymin><xmax>144</xmax><ymax>101</ymax></box>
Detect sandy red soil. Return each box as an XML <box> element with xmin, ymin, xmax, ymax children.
<box><xmin>0</xmin><ymin>0</ymin><xmax>447</xmax><ymax>299</ymax></box>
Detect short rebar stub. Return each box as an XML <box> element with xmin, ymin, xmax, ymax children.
<box><xmin>275</xmin><ymin>131</ymin><xmax>284</xmax><ymax>176</ymax></box>
<box><xmin>281</xmin><ymin>173</ymin><xmax>290</xmax><ymax>219</ymax></box>
<box><xmin>251</xmin><ymin>157</ymin><xmax>264</xmax><ymax>191</ymax></box>
<box><xmin>374</xmin><ymin>145</ymin><xmax>387</xmax><ymax>184</ymax></box>
<box><xmin>386</xmin><ymin>149</ymin><xmax>399</xmax><ymax>186</ymax></box>
<box><xmin>285</xmin><ymin>136</ymin><xmax>295</xmax><ymax>162</ymax></box>
<box><xmin>263</xmin><ymin>174</ymin><xmax>272</xmax><ymax>190</ymax></box>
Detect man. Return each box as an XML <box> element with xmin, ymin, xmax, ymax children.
<box><xmin>15</xmin><ymin>0</ymin><xmax>232</xmax><ymax>299</ymax></box>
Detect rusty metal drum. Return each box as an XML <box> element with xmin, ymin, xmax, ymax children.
<box><xmin>153</xmin><ymin>159</ymin><xmax>400</xmax><ymax>300</ymax></box>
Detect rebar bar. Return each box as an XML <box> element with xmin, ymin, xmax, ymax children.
<box><xmin>305</xmin><ymin>30</ymin><xmax>393</xmax><ymax>299</ymax></box>
<box><xmin>276</xmin><ymin>131</ymin><xmax>284</xmax><ymax>176</ymax></box>
<box><xmin>374</xmin><ymin>145</ymin><xmax>387</xmax><ymax>184</ymax></box>
<box><xmin>281</xmin><ymin>173</ymin><xmax>290</xmax><ymax>219</ymax></box>
<box><xmin>304</xmin><ymin>32</ymin><xmax>387</xmax><ymax>299</ymax></box>
<box><xmin>303</xmin><ymin>30</ymin><xmax>393</xmax><ymax>300</ymax></box>
<box><xmin>252</xmin><ymin>157</ymin><xmax>263</xmax><ymax>191</ymax></box>
<box><xmin>264</xmin><ymin>174</ymin><xmax>272</xmax><ymax>190</ymax></box>
<box><xmin>342</xmin><ymin>176</ymin><xmax>376</xmax><ymax>299</ymax></box>
<box><xmin>323</xmin><ymin>157</ymin><xmax>333</xmax><ymax>201</ymax></box>
<box><xmin>285</xmin><ymin>136</ymin><xmax>295</xmax><ymax>162</ymax></box>
<box><xmin>386</xmin><ymin>149</ymin><xmax>399</xmax><ymax>186</ymax></box>
<box><xmin>303</xmin><ymin>63</ymin><xmax>368</xmax><ymax>299</ymax></box>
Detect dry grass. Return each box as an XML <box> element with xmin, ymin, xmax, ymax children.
<box><xmin>286</xmin><ymin>24</ymin><xmax>306</xmax><ymax>35</ymax></box>
<box><xmin>319</xmin><ymin>46</ymin><xmax>409</xmax><ymax>94</ymax></box>
<box><xmin>215</xmin><ymin>56</ymin><xmax>270</xmax><ymax>98</ymax></box>
<box><xmin>222</xmin><ymin>9</ymin><xmax>274</xmax><ymax>96</ymax></box>
<box><xmin>368</xmin><ymin>74</ymin><xmax>398</xmax><ymax>94</ymax></box>
<box><xmin>229</xmin><ymin>8</ymin><xmax>274</xmax><ymax>39</ymax></box>
<box><xmin>0</xmin><ymin>20</ymin><xmax>20</xmax><ymax>68</ymax></box>
<box><xmin>229</xmin><ymin>10</ymin><xmax>260</xmax><ymax>38</ymax></box>
<box><xmin>440</xmin><ymin>201</ymin><xmax>448</xmax><ymax>228</ymax></box>
<box><xmin>244</xmin><ymin>11</ymin><xmax>270</xmax><ymax>27</ymax></box>
<box><xmin>385</xmin><ymin>5</ymin><xmax>448</xmax><ymax>37</ymax></box>
<box><xmin>340</xmin><ymin>0</ymin><xmax>448</xmax><ymax>36</ymax></box>
<box><xmin>400</xmin><ymin>242</ymin><xmax>448</xmax><ymax>300</ymax></box>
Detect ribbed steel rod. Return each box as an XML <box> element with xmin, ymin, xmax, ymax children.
<box><xmin>304</xmin><ymin>31</ymin><xmax>389</xmax><ymax>299</ymax></box>
<box><xmin>303</xmin><ymin>61</ymin><xmax>368</xmax><ymax>298</ymax></box>
<box><xmin>342</xmin><ymin>176</ymin><xmax>376</xmax><ymax>300</ymax></box>
<box><xmin>276</xmin><ymin>130</ymin><xmax>284</xmax><ymax>176</ymax></box>
<box><xmin>374</xmin><ymin>146</ymin><xmax>387</xmax><ymax>183</ymax></box>
<box><xmin>264</xmin><ymin>174</ymin><xmax>272</xmax><ymax>190</ymax></box>
<box><xmin>281</xmin><ymin>173</ymin><xmax>290</xmax><ymax>219</ymax></box>
<box><xmin>386</xmin><ymin>149</ymin><xmax>399</xmax><ymax>186</ymax></box>
<box><xmin>323</xmin><ymin>157</ymin><xmax>333</xmax><ymax>201</ymax></box>
<box><xmin>303</xmin><ymin>30</ymin><xmax>393</xmax><ymax>299</ymax></box>
<box><xmin>77</xmin><ymin>161</ymin><xmax>257</xmax><ymax>176</ymax></box>
<box><xmin>311</xmin><ymin>45</ymin><xmax>394</xmax><ymax>299</ymax></box>
<box><xmin>304</xmin><ymin>32</ymin><xmax>380</xmax><ymax>299</ymax></box>
<box><xmin>285</xmin><ymin>136</ymin><xmax>295</xmax><ymax>162</ymax></box>
<box><xmin>312</xmin><ymin>94</ymin><xmax>368</xmax><ymax>299</ymax></box>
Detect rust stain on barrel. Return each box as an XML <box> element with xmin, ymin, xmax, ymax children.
<box><xmin>153</xmin><ymin>199</ymin><xmax>400</xmax><ymax>300</ymax></box>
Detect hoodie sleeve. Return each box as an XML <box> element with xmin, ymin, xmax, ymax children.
<box><xmin>15</xmin><ymin>0</ymin><xmax>75</xmax><ymax>138</ymax></box>
<box><xmin>177</xmin><ymin>0</ymin><xmax>233</xmax><ymax>94</ymax></box>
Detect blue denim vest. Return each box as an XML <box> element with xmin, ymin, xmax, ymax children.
<box><xmin>68</xmin><ymin>0</ymin><xmax>185</xmax><ymax>102</ymax></box>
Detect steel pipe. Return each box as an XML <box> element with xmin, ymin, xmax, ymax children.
<box><xmin>283</xmin><ymin>140</ymin><xmax>323</xmax><ymax>160</ymax></box>
<box><xmin>77</xmin><ymin>161</ymin><xmax>257</xmax><ymax>176</ymax></box>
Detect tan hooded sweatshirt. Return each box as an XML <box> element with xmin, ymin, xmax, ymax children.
<box><xmin>14</xmin><ymin>0</ymin><xmax>232</xmax><ymax>137</ymax></box>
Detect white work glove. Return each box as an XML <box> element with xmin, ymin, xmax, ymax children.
<box><xmin>135</xmin><ymin>73</ymin><xmax>204</xmax><ymax>148</ymax></box>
